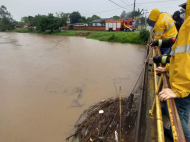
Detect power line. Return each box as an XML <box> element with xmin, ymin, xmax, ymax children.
<box><xmin>125</xmin><ymin>0</ymin><xmax>131</xmax><ymax>5</ymax></box>
<box><xmin>137</xmin><ymin>0</ymin><xmax>183</xmax><ymax>5</ymax></box>
<box><xmin>108</xmin><ymin>0</ymin><xmax>130</xmax><ymax>11</ymax></box>
<box><xmin>64</xmin><ymin>3</ymin><xmax>134</xmax><ymax>17</ymax></box>
<box><xmin>82</xmin><ymin>7</ymin><xmax>123</xmax><ymax>16</ymax></box>
<box><xmin>64</xmin><ymin>0</ymin><xmax>180</xmax><ymax>18</ymax></box>
<box><xmin>62</xmin><ymin>0</ymin><xmax>181</xmax><ymax>18</ymax></box>
<box><xmin>118</xmin><ymin>0</ymin><xmax>133</xmax><ymax>9</ymax></box>
<box><xmin>119</xmin><ymin>0</ymin><xmax>127</xmax><ymax>5</ymax></box>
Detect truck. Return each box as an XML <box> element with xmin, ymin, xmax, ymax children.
<box><xmin>105</xmin><ymin>19</ymin><xmax>135</xmax><ymax>32</ymax></box>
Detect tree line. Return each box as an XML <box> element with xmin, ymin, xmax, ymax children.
<box><xmin>0</xmin><ymin>5</ymin><xmax>149</xmax><ymax>32</ymax></box>
<box><xmin>0</xmin><ymin>5</ymin><xmax>17</xmax><ymax>31</ymax></box>
<box><xmin>19</xmin><ymin>11</ymin><xmax>103</xmax><ymax>32</ymax></box>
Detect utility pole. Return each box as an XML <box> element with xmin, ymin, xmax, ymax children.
<box><xmin>133</xmin><ymin>0</ymin><xmax>136</xmax><ymax>11</ymax></box>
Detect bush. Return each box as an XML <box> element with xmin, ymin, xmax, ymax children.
<box><xmin>87</xmin><ymin>32</ymin><xmax>146</xmax><ymax>44</ymax></box>
<box><xmin>139</xmin><ymin>29</ymin><xmax>150</xmax><ymax>43</ymax></box>
<box><xmin>108</xmin><ymin>33</ymin><xmax>115</xmax><ymax>41</ymax></box>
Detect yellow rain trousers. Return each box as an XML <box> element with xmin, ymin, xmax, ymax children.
<box><xmin>148</xmin><ymin>9</ymin><xmax>178</xmax><ymax>40</ymax></box>
<box><xmin>164</xmin><ymin>0</ymin><xmax>190</xmax><ymax>98</ymax></box>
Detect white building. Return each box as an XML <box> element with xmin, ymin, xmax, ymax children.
<box><xmin>73</xmin><ymin>23</ymin><xmax>88</xmax><ymax>26</ymax></box>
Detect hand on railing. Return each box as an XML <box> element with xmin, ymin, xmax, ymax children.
<box><xmin>158</xmin><ymin>88</ymin><xmax>177</xmax><ymax>102</ymax></box>
<box><xmin>155</xmin><ymin>67</ymin><xmax>166</xmax><ymax>74</ymax></box>
<box><xmin>146</xmin><ymin>42</ymin><xmax>153</xmax><ymax>48</ymax></box>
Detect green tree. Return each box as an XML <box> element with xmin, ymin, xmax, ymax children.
<box><xmin>113</xmin><ymin>15</ymin><xmax>120</xmax><ymax>19</ymax></box>
<box><xmin>21</xmin><ymin>16</ymin><xmax>29</xmax><ymax>25</ymax></box>
<box><xmin>120</xmin><ymin>9</ymin><xmax>142</xmax><ymax>19</ymax></box>
<box><xmin>0</xmin><ymin>5</ymin><xmax>16</xmax><ymax>31</ymax></box>
<box><xmin>85</xmin><ymin>15</ymin><xmax>101</xmax><ymax>24</ymax></box>
<box><xmin>91</xmin><ymin>15</ymin><xmax>100</xmax><ymax>20</ymax></box>
<box><xmin>130</xmin><ymin>8</ymin><xmax>142</xmax><ymax>18</ymax></box>
<box><xmin>47</xmin><ymin>13</ymin><xmax>57</xmax><ymax>32</ymax></box>
<box><xmin>140</xmin><ymin>29</ymin><xmax>150</xmax><ymax>42</ymax></box>
<box><xmin>36</xmin><ymin>13</ymin><xmax>60</xmax><ymax>33</ymax></box>
<box><xmin>56</xmin><ymin>12</ymin><xmax>69</xmax><ymax>26</ymax></box>
<box><xmin>70</xmin><ymin>11</ymin><xmax>81</xmax><ymax>24</ymax></box>
<box><xmin>36</xmin><ymin>15</ymin><xmax>48</xmax><ymax>32</ymax></box>
<box><xmin>77</xmin><ymin>16</ymin><xmax>86</xmax><ymax>23</ymax></box>
<box><xmin>120</xmin><ymin>11</ymin><xmax>127</xmax><ymax>18</ymax></box>
<box><xmin>28</xmin><ymin>16</ymin><xmax>34</xmax><ymax>27</ymax></box>
<box><xmin>0</xmin><ymin>17</ymin><xmax>12</xmax><ymax>31</ymax></box>
<box><xmin>33</xmin><ymin>14</ymin><xmax>42</xmax><ymax>27</ymax></box>
<box><xmin>18</xmin><ymin>21</ymin><xmax>24</xmax><ymax>27</ymax></box>
<box><xmin>77</xmin><ymin>19</ymin><xmax>84</xmax><ymax>23</ymax></box>
<box><xmin>139</xmin><ymin>17</ymin><xmax>146</xmax><ymax>25</ymax></box>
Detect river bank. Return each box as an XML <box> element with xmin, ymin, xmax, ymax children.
<box><xmin>7</xmin><ymin>29</ymin><xmax>149</xmax><ymax>45</ymax></box>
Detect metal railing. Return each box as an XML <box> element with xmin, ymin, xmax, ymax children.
<box><xmin>149</xmin><ymin>47</ymin><xmax>186</xmax><ymax>142</ymax></box>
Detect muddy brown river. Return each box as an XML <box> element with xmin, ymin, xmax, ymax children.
<box><xmin>0</xmin><ymin>32</ymin><xmax>146</xmax><ymax>142</ymax></box>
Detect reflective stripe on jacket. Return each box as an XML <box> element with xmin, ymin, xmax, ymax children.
<box><xmin>154</xmin><ymin>13</ymin><xmax>178</xmax><ymax>40</ymax></box>
<box><xmin>164</xmin><ymin>14</ymin><xmax>190</xmax><ymax>98</ymax></box>
<box><xmin>152</xmin><ymin>37</ymin><xmax>176</xmax><ymax>48</ymax></box>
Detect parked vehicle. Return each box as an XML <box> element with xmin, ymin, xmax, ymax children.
<box><xmin>105</xmin><ymin>19</ymin><xmax>135</xmax><ymax>32</ymax></box>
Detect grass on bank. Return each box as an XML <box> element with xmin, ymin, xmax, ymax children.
<box><xmin>9</xmin><ymin>29</ymin><xmax>90</xmax><ymax>36</ymax></box>
<box><xmin>8</xmin><ymin>29</ymin><xmax>149</xmax><ymax>45</ymax></box>
<box><xmin>9</xmin><ymin>29</ymin><xmax>38</xmax><ymax>33</ymax></box>
<box><xmin>52</xmin><ymin>30</ymin><xmax>90</xmax><ymax>36</ymax></box>
<box><xmin>8</xmin><ymin>29</ymin><xmax>56</xmax><ymax>34</ymax></box>
<box><xmin>87</xmin><ymin>32</ymin><xmax>147</xmax><ymax>45</ymax></box>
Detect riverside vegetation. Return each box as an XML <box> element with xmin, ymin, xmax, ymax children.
<box><xmin>1</xmin><ymin>4</ymin><xmax>149</xmax><ymax>45</ymax></box>
<box><xmin>9</xmin><ymin>29</ymin><xmax>149</xmax><ymax>45</ymax></box>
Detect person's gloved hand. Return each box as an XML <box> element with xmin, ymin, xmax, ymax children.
<box><xmin>146</xmin><ymin>42</ymin><xmax>153</xmax><ymax>48</ymax></box>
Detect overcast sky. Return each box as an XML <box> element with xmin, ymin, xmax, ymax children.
<box><xmin>1</xmin><ymin>0</ymin><xmax>187</xmax><ymax>21</ymax></box>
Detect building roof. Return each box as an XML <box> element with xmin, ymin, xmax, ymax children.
<box><xmin>73</xmin><ymin>23</ymin><xmax>88</xmax><ymax>25</ymax></box>
<box><xmin>106</xmin><ymin>18</ymin><xmax>126</xmax><ymax>22</ymax></box>
<box><xmin>91</xmin><ymin>18</ymin><xmax>113</xmax><ymax>23</ymax></box>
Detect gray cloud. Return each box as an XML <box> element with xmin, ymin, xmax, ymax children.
<box><xmin>1</xmin><ymin>0</ymin><xmax>187</xmax><ymax>21</ymax></box>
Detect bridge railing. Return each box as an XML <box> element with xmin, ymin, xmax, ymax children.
<box><xmin>149</xmin><ymin>46</ymin><xmax>186</xmax><ymax>142</ymax></box>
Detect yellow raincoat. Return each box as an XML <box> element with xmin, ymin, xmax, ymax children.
<box><xmin>148</xmin><ymin>9</ymin><xmax>178</xmax><ymax>40</ymax></box>
<box><xmin>164</xmin><ymin>0</ymin><xmax>190</xmax><ymax>98</ymax></box>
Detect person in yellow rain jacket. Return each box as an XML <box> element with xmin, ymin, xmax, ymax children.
<box><xmin>147</xmin><ymin>8</ymin><xmax>178</xmax><ymax>54</ymax></box>
<box><xmin>155</xmin><ymin>1</ymin><xmax>190</xmax><ymax>141</ymax></box>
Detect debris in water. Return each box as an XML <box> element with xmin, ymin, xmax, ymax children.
<box><xmin>99</xmin><ymin>137</ymin><xmax>104</xmax><ymax>139</ymax></box>
<box><xmin>65</xmin><ymin>96</ymin><xmax>139</xmax><ymax>141</ymax></box>
<box><xmin>90</xmin><ymin>137</ymin><xmax>93</xmax><ymax>141</ymax></box>
<box><xmin>101</xmin><ymin>100</ymin><xmax>105</xmax><ymax>103</ymax></box>
<box><xmin>115</xmin><ymin>131</ymin><xmax>119</xmax><ymax>142</ymax></box>
<box><xmin>99</xmin><ymin>110</ymin><xmax>104</xmax><ymax>114</ymax></box>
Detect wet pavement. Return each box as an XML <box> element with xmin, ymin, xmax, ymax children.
<box><xmin>0</xmin><ymin>32</ymin><xmax>146</xmax><ymax>142</ymax></box>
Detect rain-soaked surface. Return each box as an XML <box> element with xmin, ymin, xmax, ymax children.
<box><xmin>0</xmin><ymin>32</ymin><xmax>146</xmax><ymax>142</ymax></box>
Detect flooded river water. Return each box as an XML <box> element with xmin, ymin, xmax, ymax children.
<box><xmin>0</xmin><ymin>32</ymin><xmax>146</xmax><ymax>142</ymax></box>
